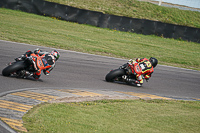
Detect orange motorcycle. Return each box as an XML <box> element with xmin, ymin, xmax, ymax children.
<box><xmin>2</xmin><ymin>53</ymin><xmax>51</xmax><ymax>79</ymax></box>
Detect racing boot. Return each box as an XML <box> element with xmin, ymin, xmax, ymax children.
<box><xmin>125</xmin><ymin>77</ymin><xmax>135</xmax><ymax>84</ymax></box>
<box><xmin>33</xmin><ymin>74</ymin><xmax>40</xmax><ymax>80</ymax></box>
<box><xmin>135</xmin><ymin>80</ymin><xmax>143</xmax><ymax>87</ymax></box>
<box><xmin>18</xmin><ymin>70</ymin><xmax>33</xmax><ymax>78</ymax></box>
<box><xmin>125</xmin><ymin>78</ymin><xmax>142</xmax><ymax>87</ymax></box>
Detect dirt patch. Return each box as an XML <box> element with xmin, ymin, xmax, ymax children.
<box><xmin>49</xmin><ymin>96</ymin><xmax>141</xmax><ymax>103</ymax></box>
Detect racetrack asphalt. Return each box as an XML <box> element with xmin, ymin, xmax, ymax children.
<box><xmin>0</xmin><ymin>40</ymin><xmax>200</xmax><ymax>132</ymax></box>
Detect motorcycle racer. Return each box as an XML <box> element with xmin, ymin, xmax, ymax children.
<box><xmin>125</xmin><ymin>57</ymin><xmax>158</xmax><ymax>86</ymax></box>
<box><xmin>16</xmin><ymin>48</ymin><xmax>60</xmax><ymax>79</ymax></box>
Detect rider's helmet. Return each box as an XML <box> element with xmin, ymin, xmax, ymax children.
<box><xmin>149</xmin><ymin>57</ymin><xmax>158</xmax><ymax>68</ymax></box>
<box><xmin>51</xmin><ymin>50</ymin><xmax>60</xmax><ymax>61</ymax></box>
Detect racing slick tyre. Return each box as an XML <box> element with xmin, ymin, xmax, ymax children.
<box><xmin>105</xmin><ymin>69</ymin><xmax>126</xmax><ymax>82</ymax></box>
<box><xmin>2</xmin><ymin>61</ymin><xmax>25</xmax><ymax>76</ymax></box>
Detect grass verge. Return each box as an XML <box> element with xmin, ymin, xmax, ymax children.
<box><xmin>46</xmin><ymin>0</ymin><xmax>200</xmax><ymax>28</ymax></box>
<box><xmin>0</xmin><ymin>8</ymin><xmax>199</xmax><ymax>70</ymax></box>
<box><xmin>23</xmin><ymin>99</ymin><xmax>200</xmax><ymax>133</ymax></box>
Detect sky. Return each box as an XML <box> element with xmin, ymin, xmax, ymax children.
<box><xmin>154</xmin><ymin>0</ymin><xmax>200</xmax><ymax>8</ymax></box>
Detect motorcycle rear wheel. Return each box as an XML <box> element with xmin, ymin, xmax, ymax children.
<box><xmin>2</xmin><ymin>61</ymin><xmax>25</xmax><ymax>76</ymax></box>
<box><xmin>105</xmin><ymin>69</ymin><xmax>126</xmax><ymax>82</ymax></box>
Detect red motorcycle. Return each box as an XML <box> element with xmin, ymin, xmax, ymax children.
<box><xmin>105</xmin><ymin>62</ymin><xmax>146</xmax><ymax>86</ymax></box>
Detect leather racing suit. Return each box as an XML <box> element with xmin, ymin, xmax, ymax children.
<box><xmin>21</xmin><ymin>49</ymin><xmax>56</xmax><ymax>79</ymax></box>
<box><xmin>128</xmin><ymin>58</ymin><xmax>154</xmax><ymax>86</ymax></box>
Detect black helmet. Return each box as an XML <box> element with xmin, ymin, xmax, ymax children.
<box><xmin>149</xmin><ymin>57</ymin><xmax>158</xmax><ymax>68</ymax></box>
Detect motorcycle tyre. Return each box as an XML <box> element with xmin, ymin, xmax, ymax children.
<box><xmin>105</xmin><ymin>69</ymin><xmax>126</xmax><ymax>82</ymax></box>
<box><xmin>2</xmin><ymin>61</ymin><xmax>25</xmax><ymax>76</ymax></box>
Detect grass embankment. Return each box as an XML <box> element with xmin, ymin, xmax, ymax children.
<box><xmin>0</xmin><ymin>8</ymin><xmax>199</xmax><ymax>70</ymax></box>
<box><xmin>47</xmin><ymin>0</ymin><xmax>200</xmax><ymax>28</ymax></box>
<box><xmin>23</xmin><ymin>100</ymin><xmax>200</xmax><ymax>133</ymax></box>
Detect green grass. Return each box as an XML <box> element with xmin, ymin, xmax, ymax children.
<box><xmin>0</xmin><ymin>8</ymin><xmax>199</xmax><ymax>70</ymax></box>
<box><xmin>46</xmin><ymin>0</ymin><xmax>200</xmax><ymax>28</ymax></box>
<box><xmin>23</xmin><ymin>99</ymin><xmax>200</xmax><ymax>133</ymax></box>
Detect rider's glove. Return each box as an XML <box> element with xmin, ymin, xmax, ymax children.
<box><xmin>144</xmin><ymin>75</ymin><xmax>150</xmax><ymax>79</ymax></box>
<box><xmin>43</xmin><ymin>70</ymin><xmax>50</xmax><ymax>75</ymax></box>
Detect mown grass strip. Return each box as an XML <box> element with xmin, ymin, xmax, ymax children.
<box><xmin>23</xmin><ymin>99</ymin><xmax>200</xmax><ymax>133</ymax></box>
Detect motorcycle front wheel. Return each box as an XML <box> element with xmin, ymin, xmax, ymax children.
<box><xmin>2</xmin><ymin>61</ymin><xmax>25</xmax><ymax>76</ymax></box>
<box><xmin>105</xmin><ymin>69</ymin><xmax>126</xmax><ymax>82</ymax></box>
